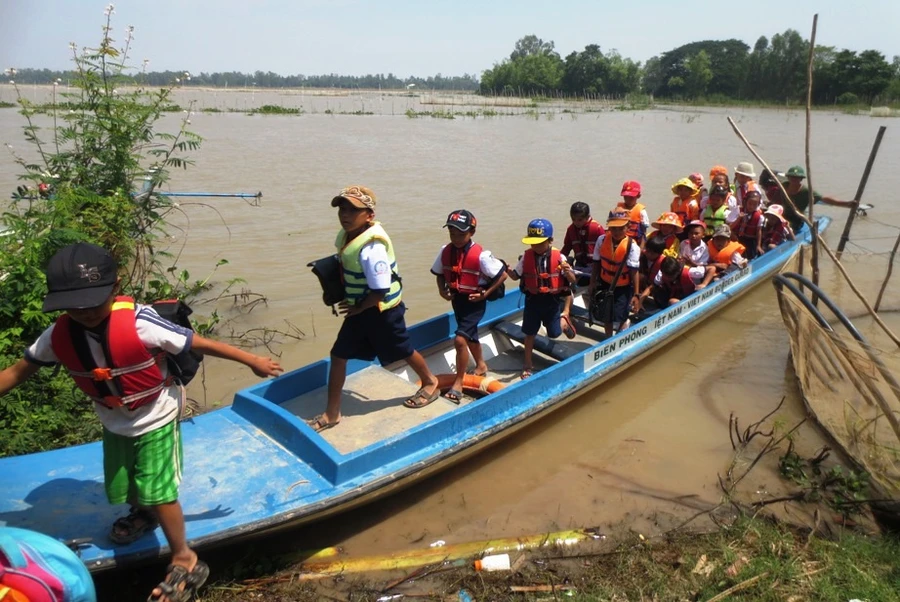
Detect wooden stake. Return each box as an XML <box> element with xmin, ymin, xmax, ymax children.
<box><xmin>836</xmin><ymin>126</ymin><xmax>887</xmax><ymax>259</ymax></box>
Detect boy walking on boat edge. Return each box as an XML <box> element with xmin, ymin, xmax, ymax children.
<box><xmin>506</xmin><ymin>219</ymin><xmax>577</xmax><ymax>379</ymax></box>
<box><xmin>431</xmin><ymin>210</ymin><xmax>507</xmax><ymax>402</ymax></box>
<box><xmin>311</xmin><ymin>186</ymin><xmax>441</xmax><ymax>430</ymax></box>
<box><xmin>0</xmin><ymin>242</ymin><xmax>283</xmax><ymax>602</ymax></box>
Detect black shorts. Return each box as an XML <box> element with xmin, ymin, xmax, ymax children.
<box><xmin>452</xmin><ymin>296</ymin><xmax>486</xmax><ymax>341</ymax></box>
<box><xmin>522</xmin><ymin>294</ymin><xmax>563</xmax><ymax>338</ymax></box>
<box><xmin>331</xmin><ymin>302</ymin><xmax>414</xmax><ymax>365</ymax></box>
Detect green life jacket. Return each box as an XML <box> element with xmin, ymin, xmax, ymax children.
<box><xmin>702</xmin><ymin>204</ymin><xmax>728</xmax><ymax>237</ymax></box>
<box><xmin>336</xmin><ymin>222</ymin><xmax>402</xmax><ymax>312</ymax></box>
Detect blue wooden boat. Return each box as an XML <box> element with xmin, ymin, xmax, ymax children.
<box><xmin>0</xmin><ymin>218</ymin><xmax>829</xmax><ymax>572</ymax></box>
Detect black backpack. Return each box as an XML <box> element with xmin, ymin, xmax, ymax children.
<box><xmin>308</xmin><ymin>254</ymin><xmax>345</xmax><ymax>307</ymax></box>
<box><xmin>151</xmin><ymin>299</ymin><xmax>203</xmax><ymax>385</ymax></box>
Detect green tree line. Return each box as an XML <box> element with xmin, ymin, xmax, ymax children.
<box><xmin>483</xmin><ymin>32</ymin><xmax>900</xmax><ymax>104</ymax></box>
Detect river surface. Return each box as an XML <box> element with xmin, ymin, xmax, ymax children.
<box><xmin>2</xmin><ymin>88</ymin><xmax>899</xmax><ymax>560</ymax></box>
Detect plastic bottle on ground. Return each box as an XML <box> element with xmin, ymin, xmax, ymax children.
<box><xmin>474</xmin><ymin>553</ymin><xmax>511</xmax><ymax>572</ymax></box>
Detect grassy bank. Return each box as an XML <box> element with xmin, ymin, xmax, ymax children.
<box><xmin>192</xmin><ymin>516</ymin><xmax>900</xmax><ymax>602</ymax></box>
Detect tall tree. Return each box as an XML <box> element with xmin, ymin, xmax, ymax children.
<box><xmin>510</xmin><ymin>35</ymin><xmax>557</xmax><ymax>61</ymax></box>
<box><xmin>684</xmin><ymin>50</ymin><xmax>713</xmax><ymax>98</ymax></box>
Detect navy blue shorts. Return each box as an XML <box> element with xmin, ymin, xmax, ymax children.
<box><xmin>452</xmin><ymin>296</ymin><xmax>486</xmax><ymax>342</ymax></box>
<box><xmin>522</xmin><ymin>294</ymin><xmax>563</xmax><ymax>338</ymax></box>
<box><xmin>331</xmin><ymin>302</ymin><xmax>415</xmax><ymax>365</ymax></box>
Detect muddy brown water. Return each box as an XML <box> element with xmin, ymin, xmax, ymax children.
<box><xmin>2</xmin><ymin>90</ymin><xmax>899</xmax><ymax>566</ymax></box>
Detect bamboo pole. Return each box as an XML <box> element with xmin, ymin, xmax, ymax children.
<box><xmin>726</xmin><ymin>116</ymin><xmax>900</xmax><ymax>349</ymax></box>
<box><xmin>836</xmin><ymin>125</ymin><xmax>887</xmax><ymax>259</ymax></box>
<box><xmin>805</xmin><ymin>14</ymin><xmax>819</xmax><ymax>287</ymax></box>
<box><xmin>874</xmin><ymin>229</ymin><xmax>900</xmax><ymax>312</ymax></box>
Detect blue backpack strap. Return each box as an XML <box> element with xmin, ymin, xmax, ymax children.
<box><xmin>0</xmin><ymin>531</ymin><xmax>27</xmax><ymax>568</ymax></box>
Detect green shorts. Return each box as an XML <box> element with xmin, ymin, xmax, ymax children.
<box><xmin>102</xmin><ymin>420</ymin><xmax>183</xmax><ymax>506</ymax></box>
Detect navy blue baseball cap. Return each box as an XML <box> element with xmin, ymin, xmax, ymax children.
<box><xmin>522</xmin><ymin>218</ymin><xmax>553</xmax><ymax>244</ymax></box>
<box><xmin>43</xmin><ymin>243</ymin><xmax>118</xmax><ymax>311</ymax></box>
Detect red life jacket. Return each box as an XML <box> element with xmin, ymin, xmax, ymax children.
<box><xmin>664</xmin><ymin>267</ymin><xmax>697</xmax><ymax>300</ymax></box>
<box><xmin>521</xmin><ymin>248</ymin><xmax>565</xmax><ymax>295</ymax></box>
<box><xmin>50</xmin><ymin>296</ymin><xmax>167</xmax><ymax>410</ymax></box>
<box><xmin>565</xmin><ymin>219</ymin><xmax>604</xmax><ymax>265</ymax></box>
<box><xmin>598</xmin><ymin>235</ymin><xmax>633</xmax><ymax>287</ymax></box>
<box><xmin>648</xmin><ymin>254</ymin><xmax>664</xmax><ymax>285</ymax></box>
<box><xmin>735</xmin><ymin>210</ymin><xmax>763</xmax><ymax>240</ymax></box>
<box><xmin>441</xmin><ymin>242</ymin><xmax>483</xmax><ymax>294</ymax></box>
<box><xmin>616</xmin><ymin>202</ymin><xmax>646</xmax><ymax>241</ymax></box>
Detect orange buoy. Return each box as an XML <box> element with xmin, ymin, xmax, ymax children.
<box><xmin>433</xmin><ymin>373</ymin><xmax>505</xmax><ymax>396</ymax></box>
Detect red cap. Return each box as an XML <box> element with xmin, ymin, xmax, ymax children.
<box><xmin>620</xmin><ymin>180</ymin><xmax>642</xmax><ymax>197</ymax></box>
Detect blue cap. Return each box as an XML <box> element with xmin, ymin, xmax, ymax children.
<box><xmin>522</xmin><ymin>218</ymin><xmax>553</xmax><ymax>244</ymax></box>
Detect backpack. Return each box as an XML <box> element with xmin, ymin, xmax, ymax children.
<box><xmin>0</xmin><ymin>527</ymin><xmax>96</xmax><ymax>602</ymax></box>
<box><xmin>307</xmin><ymin>254</ymin><xmax>345</xmax><ymax>307</ymax></box>
<box><xmin>150</xmin><ymin>299</ymin><xmax>203</xmax><ymax>385</ymax></box>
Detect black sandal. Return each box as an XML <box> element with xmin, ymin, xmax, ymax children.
<box><xmin>147</xmin><ymin>561</ymin><xmax>210</xmax><ymax>602</ymax></box>
<box><xmin>110</xmin><ymin>506</ymin><xmax>158</xmax><ymax>544</ymax></box>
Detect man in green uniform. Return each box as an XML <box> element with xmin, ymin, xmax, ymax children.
<box><xmin>780</xmin><ymin>165</ymin><xmax>857</xmax><ymax>232</ymax></box>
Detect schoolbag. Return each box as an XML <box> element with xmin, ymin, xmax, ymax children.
<box><xmin>307</xmin><ymin>254</ymin><xmax>345</xmax><ymax>307</ymax></box>
<box><xmin>150</xmin><ymin>299</ymin><xmax>203</xmax><ymax>385</ymax></box>
<box><xmin>0</xmin><ymin>527</ymin><xmax>96</xmax><ymax>602</ymax></box>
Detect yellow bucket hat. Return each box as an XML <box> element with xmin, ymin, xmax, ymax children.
<box><xmin>671</xmin><ymin>177</ymin><xmax>699</xmax><ymax>194</ymax></box>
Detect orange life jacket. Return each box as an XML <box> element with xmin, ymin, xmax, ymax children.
<box><xmin>521</xmin><ymin>248</ymin><xmax>565</xmax><ymax>295</ymax></box>
<box><xmin>565</xmin><ymin>219</ymin><xmax>604</xmax><ymax>266</ymax></box>
<box><xmin>50</xmin><ymin>296</ymin><xmax>167</xmax><ymax>410</ymax></box>
<box><xmin>670</xmin><ymin>196</ymin><xmax>699</xmax><ymax>225</ymax></box>
<box><xmin>616</xmin><ymin>202</ymin><xmax>647</xmax><ymax>241</ymax></box>
<box><xmin>441</xmin><ymin>242</ymin><xmax>483</xmax><ymax>295</ymax></box>
<box><xmin>735</xmin><ymin>210</ymin><xmax>763</xmax><ymax>240</ymax></box>
<box><xmin>708</xmin><ymin>240</ymin><xmax>746</xmax><ymax>265</ymax></box>
<box><xmin>598</xmin><ymin>235</ymin><xmax>633</xmax><ymax>287</ymax></box>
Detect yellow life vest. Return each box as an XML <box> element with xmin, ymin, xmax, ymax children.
<box><xmin>336</xmin><ymin>222</ymin><xmax>402</xmax><ymax>312</ymax></box>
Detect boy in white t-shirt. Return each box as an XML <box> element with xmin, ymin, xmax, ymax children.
<box><xmin>431</xmin><ymin>209</ymin><xmax>507</xmax><ymax>402</ymax></box>
<box><xmin>0</xmin><ymin>242</ymin><xmax>283</xmax><ymax>602</ymax></box>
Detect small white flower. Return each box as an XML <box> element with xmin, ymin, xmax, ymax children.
<box><xmin>175</xmin><ymin>78</ymin><xmax>180</xmax><ymax>83</ymax></box>
<box><xmin>104</xmin><ymin>3</ymin><xmax>115</xmax><ymax>16</ymax></box>
<box><xmin>69</xmin><ymin>42</ymin><xmax>77</xmax><ymax>51</ymax></box>
<box><xmin>8</xmin><ymin>80</ymin><xmax>13</xmax><ymax>85</ymax></box>
<box><xmin>185</xmin><ymin>119</ymin><xmax>191</xmax><ymax>124</ymax></box>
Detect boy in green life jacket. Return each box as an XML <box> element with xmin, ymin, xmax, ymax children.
<box><xmin>307</xmin><ymin>186</ymin><xmax>440</xmax><ymax>432</ymax></box>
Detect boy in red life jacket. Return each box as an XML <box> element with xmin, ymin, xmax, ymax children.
<box><xmin>430</xmin><ymin>210</ymin><xmax>507</xmax><ymax>402</ymax></box>
<box><xmin>762</xmin><ymin>204</ymin><xmax>795</xmax><ymax>250</ymax></box>
<box><xmin>647</xmin><ymin>212</ymin><xmax>683</xmax><ymax>258</ymax></box>
<box><xmin>654</xmin><ymin>257</ymin><xmax>715</xmax><ymax>307</ymax></box>
<box><xmin>679</xmin><ymin>219</ymin><xmax>710</xmax><ymax>267</ymax></box>
<box><xmin>637</xmin><ymin>236</ymin><xmax>668</xmax><ymax>309</ymax></box>
<box><xmin>590</xmin><ymin>211</ymin><xmax>641</xmax><ymax>336</ymax></box>
<box><xmin>0</xmin><ymin>242</ymin><xmax>283</xmax><ymax>602</ymax></box>
<box><xmin>560</xmin><ymin>201</ymin><xmax>604</xmax><ymax>286</ymax></box>
<box><xmin>733</xmin><ymin>185</ymin><xmax>765</xmax><ymax>259</ymax></box>
<box><xmin>506</xmin><ymin>219</ymin><xmax>577</xmax><ymax>379</ymax></box>
<box><xmin>707</xmin><ymin>225</ymin><xmax>748</xmax><ymax>274</ymax></box>
<box><xmin>670</xmin><ymin>179</ymin><xmax>700</xmax><ymax>237</ymax></box>
<box><xmin>610</xmin><ymin>180</ymin><xmax>650</xmax><ymax>244</ymax></box>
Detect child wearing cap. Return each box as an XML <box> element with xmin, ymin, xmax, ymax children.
<box><xmin>700</xmin><ymin>167</ymin><xmax>739</xmax><ymax>213</ymax></box>
<box><xmin>610</xmin><ymin>181</ymin><xmax>650</xmax><ymax>244</ymax></box>
<box><xmin>431</xmin><ymin>210</ymin><xmax>507</xmax><ymax>402</ymax></box>
<box><xmin>0</xmin><ymin>242</ymin><xmax>284</xmax><ymax>602</ymax></box>
<box><xmin>679</xmin><ymin>220</ymin><xmax>710</xmax><ymax>267</ymax></box>
<box><xmin>560</xmin><ymin>201</ymin><xmax>605</xmax><ymax>285</ymax></box>
<box><xmin>670</xmin><ymin>178</ymin><xmax>700</xmax><ymax>235</ymax></box>
<box><xmin>762</xmin><ymin>204</ymin><xmax>795</xmax><ymax>250</ymax></box>
<box><xmin>590</xmin><ymin>211</ymin><xmax>641</xmax><ymax>336</ymax></box>
<box><xmin>506</xmin><ymin>219</ymin><xmax>577</xmax><ymax>379</ymax></box>
<box><xmin>707</xmin><ymin>225</ymin><xmax>748</xmax><ymax>274</ymax></box>
<box><xmin>647</xmin><ymin>212</ymin><xmax>684</xmax><ymax>258</ymax></box>
<box><xmin>732</xmin><ymin>184</ymin><xmax>765</xmax><ymax>259</ymax></box>
<box><xmin>320</xmin><ymin>186</ymin><xmax>441</xmax><ymax>419</ymax></box>
<box><xmin>733</xmin><ymin>161</ymin><xmax>759</xmax><ymax>212</ymax></box>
